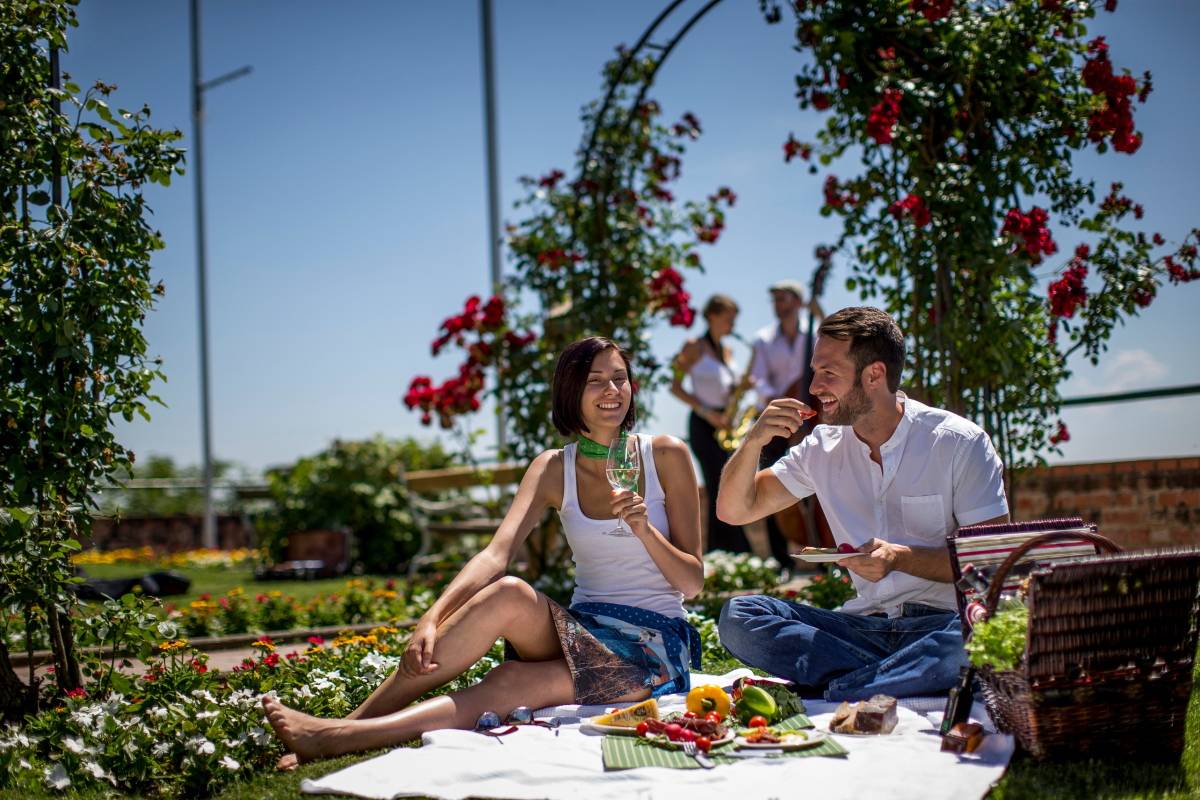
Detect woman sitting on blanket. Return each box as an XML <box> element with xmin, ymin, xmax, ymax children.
<box><xmin>264</xmin><ymin>336</ymin><xmax>705</xmax><ymax>764</ymax></box>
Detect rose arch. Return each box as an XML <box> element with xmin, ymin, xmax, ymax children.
<box><xmin>405</xmin><ymin>0</ymin><xmax>1198</xmax><ymax>470</ymax></box>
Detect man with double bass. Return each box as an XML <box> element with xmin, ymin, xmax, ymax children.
<box><xmin>749</xmin><ymin>279</ymin><xmax>828</xmax><ymax>570</ymax></box>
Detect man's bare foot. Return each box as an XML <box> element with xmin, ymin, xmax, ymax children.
<box><xmin>276</xmin><ymin>752</ymin><xmax>300</xmax><ymax>771</ymax></box>
<box><xmin>261</xmin><ymin>696</ymin><xmax>340</xmax><ymax>764</ymax></box>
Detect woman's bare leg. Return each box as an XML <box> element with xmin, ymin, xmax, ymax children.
<box><xmin>314</xmin><ymin>576</ymin><xmax>558</xmax><ymax>724</ymax></box>
<box><xmin>264</xmin><ymin>658</ymin><xmax>591</xmax><ymax>762</ymax></box>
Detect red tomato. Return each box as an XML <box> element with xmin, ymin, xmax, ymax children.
<box><xmin>748</xmin><ymin>715</ymin><xmax>769</xmax><ymax>729</ymax></box>
<box><xmin>682</xmin><ymin>711</ymin><xmax>697</xmax><ymax>719</ymax></box>
<box><xmin>837</xmin><ymin>542</ymin><xmax>857</xmax><ymax>554</ymax></box>
<box><xmin>704</xmin><ymin>711</ymin><xmax>724</xmax><ymax>725</ymax></box>
<box><xmin>679</xmin><ymin>729</ymin><xmax>697</xmax><ymax>743</ymax></box>
<box><xmin>635</xmin><ymin>721</ymin><xmax>649</xmax><ymax>737</ymax></box>
<box><xmin>665</xmin><ymin>723</ymin><xmax>683</xmax><ymax>741</ymax></box>
<box><xmin>695</xmin><ymin>735</ymin><xmax>712</xmax><ymax>753</ymax></box>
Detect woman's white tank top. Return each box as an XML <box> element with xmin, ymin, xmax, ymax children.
<box><xmin>557</xmin><ymin>437</ymin><xmax>686</xmax><ymax>619</ymax></box>
<box><xmin>688</xmin><ymin>349</ymin><xmax>735</xmax><ymax>409</ymax></box>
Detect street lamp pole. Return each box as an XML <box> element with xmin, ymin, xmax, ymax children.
<box><xmin>189</xmin><ymin>0</ymin><xmax>250</xmax><ymax>549</ymax></box>
<box><xmin>479</xmin><ymin>0</ymin><xmax>506</xmax><ymax>457</ymax></box>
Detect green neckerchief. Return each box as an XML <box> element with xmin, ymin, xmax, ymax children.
<box><xmin>576</xmin><ymin>434</ymin><xmax>614</xmax><ymax>460</ymax></box>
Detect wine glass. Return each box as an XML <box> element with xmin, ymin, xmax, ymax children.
<box><xmin>604</xmin><ymin>433</ymin><xmax>641</xmax><ymax>537</ymax></box>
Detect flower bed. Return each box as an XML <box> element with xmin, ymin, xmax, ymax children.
<box><xmin>72</xmin><ymin>547</ymin><xmax>261</xmax><ymax>570</ymax></box>
<box><xmin>0</xmin><ymin>611</ymin><xmax>742</xmax><ymax>796</ymax></box>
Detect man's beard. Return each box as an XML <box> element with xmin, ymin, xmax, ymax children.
<box><xmin>820</xmin><ymin>377</ymin><xmax>871</xmax><ymax>425</ymax></box>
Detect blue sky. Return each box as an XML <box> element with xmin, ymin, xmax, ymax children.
<box><xmin>62</xmin><ymin>0</ymin><xmax>1198</xmax><ymax>474</ymax></box>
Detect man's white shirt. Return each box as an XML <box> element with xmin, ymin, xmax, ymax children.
<box><xmin>770</xmin><ymin>393</ymin><xmax>1009</xmax><ymax>617</ymax></box>
<box><xmin>751</xmin><ymin>318</ymin><xmax>810</xmax><ymax>408</ymax></box>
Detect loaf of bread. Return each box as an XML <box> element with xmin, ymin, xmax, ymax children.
<box><xmin>830</xmin><ymin>694</ymin><xmax>898</xmax><ymax>734</ymax></box>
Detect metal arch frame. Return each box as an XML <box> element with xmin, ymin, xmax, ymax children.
<box><xmin>569</xmin><ymin>0</ymin><xmax>731</xmax><ymax>261</ymax></box>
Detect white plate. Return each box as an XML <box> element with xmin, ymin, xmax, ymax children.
<box><xmin>734</xmin><ymin>730</ymin><xmax>828</xmax><ymax>750</ymax></box>
<box><xmin>791</xmin><ymin>551</ymin><xmax>867</xmax><ymax>563</ymax></box>
<box><xmin>644</xmin><ymin>729</ymin><xmax>736</xmax><ymax>749</ymax></box>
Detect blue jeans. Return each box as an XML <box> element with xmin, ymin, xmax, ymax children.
<box><xmin>718</xmin><ymin>595</ymin><xmax>967</xmax><ymax>701</ymax></box>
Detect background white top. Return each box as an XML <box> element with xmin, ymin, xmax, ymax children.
<box><xmin>557</xmin><ymin>437</ymin><xmax>688</xmax><ymax>619</ymax></box>
<box><xmin>687</xmin><ymin>349</ymin><xmax>737</xmax><ymax>410</ymax></box>
<box><xmin>751</xmin><ymin>317</ymin><xmax>812</xmax><ymax>407</ymax></box>
<box><xmin>770</xmin><ymin>393</ymin><xmax>1009</xmax><ymax>616</ymax></box>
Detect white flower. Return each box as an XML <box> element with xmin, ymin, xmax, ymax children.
<box><xmin>219</xmin><ymin>754</ymin><xmax>241</xmax><ymax>771</ymax></box>
<box><xmin>82</xmin><ymin>760</ymin><xmax>115</xmax><ymax>784</ymax></box>
<box><xmin>63</xmin><ymin>736</ymin><xmax>86</xmax><ymax>754</ymax></box>
<box><xmin>191</xmin><ymin>689</ymin><xmax>218</xmax><ymax>705</ymax></box>
<box><xmin>152</xmin><ymin>741</ymin><xmax>171</xmax><ymax>757</ymax></box>
<box><xmin>45</xmin><ymin>763</ymin><xmax>71</xmax><ymax>790</ymax></box>
<box><xmin>195</xmin><ymin>710</ymin><xmax>219</xmax><ymax>720</ymax></box>
<box><xmin>248</xmin><ymin>726</ymin><xmax>271</xmax><ymax>746</ymax></box>
<box><xmin>149</xmin><ymin>706</ymin><xmax>168</xmax><ymax>719</ymax></box>
<box><xmin>18</xmin><ymin>758</ymin><xmax>31</xmax><ymax>770</ymax></box>
<box><xmin>293</xmin><ymin>684</ymin><xmax>314</xmax><ymax>700</ymax></box>
<box><xmin>157</xmin><ymin>620</ymin><xmax>179</xmax><ymax>640</ymax></box>
<box><xmin>187</xmin><ymin>736</ymin><xmax>216</xmax><ymax>755</ymax></box>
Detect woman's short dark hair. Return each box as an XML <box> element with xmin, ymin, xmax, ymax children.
<box><xmin>702</xmin><ymin>294</ymin><xmax>739</xmax><ymax>319</ymax></box>
<box><xmin>818</xmin><ymin>307</ymin><xmax>905</xmax><ymax>392</ymax></box>
<box><xmin>551</xmin><ymin>337</ymin><xmax>636</xmax><ymax>437</ymax></box>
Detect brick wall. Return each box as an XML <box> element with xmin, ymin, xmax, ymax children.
<box><xmin>1012</xmin><ymin>456</ymin><xmax>1200</xmax><ymax>549</ymax></box>
<box><xmin>85</xmin><ymin>514</ymin><xmax>256</xmax><ymax>553</ymax></box>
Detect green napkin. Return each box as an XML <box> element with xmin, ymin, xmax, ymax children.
<box><xmin>601</xmin><ymin>713</ymin><xmax>848</xmax><ymax>770</ymax></box>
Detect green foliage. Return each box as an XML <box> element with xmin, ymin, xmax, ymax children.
<box><xmin>794</xmin><ymin>565</ymin><xmax>858</xmax><ymax>610</ymax></box>
<box><xmin>769</xmin><ymin>0</ymin><xmax>1196</xmax><ymax>466</ymax></box>
<box><xmin>256</xmin><ymin>437</ymin><xmax>457</xmax><ymax>574</ymax></box>
<box><xmin>965</xmin><ymin>603</ymin><xmax>1029</xmax><ymax>671</ymax></box>
<box><xmin>0</xmin><ymin>0</ymin><xmax>185</xmax><ymax>696</ymax></box>
<box><xmin>98</xmin><ymin>455</ymin><xmax>239</xmax><ymax>517</ymax></box>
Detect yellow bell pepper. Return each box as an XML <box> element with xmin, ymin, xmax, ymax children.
<box><xmin>686</xmin><ymin>684</ymin><xmax>732</xmax><ymax>719</ymax></box>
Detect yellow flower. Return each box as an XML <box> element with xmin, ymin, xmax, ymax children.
<box><xmin>371</xmin><ymin>589</ymin><xmax>399</xmax><ymax>599</ymax></box>
<box><xmin>369</xmin><ymin>625</ymin><xmax>399</xmax><ymax>637</ymax></box>
<box><xmin>250</xmin><ymin>639</ymin><xmax>276</xmax><ymax>653</ymax></box>
<box><xmin>158</xmin><ymin>639</ymin><xmax>188</xmax><ymax>652</ymax></box>
<box><xmin>228</xmin><ymin>586</ymin><xmax>245</xmax><ymax>597</ymax></box>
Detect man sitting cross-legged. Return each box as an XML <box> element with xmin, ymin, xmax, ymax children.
<box><xmin>715</xmin><ymin>306</ymin><xmax>1009</xmax><ymax>700</ymax></box>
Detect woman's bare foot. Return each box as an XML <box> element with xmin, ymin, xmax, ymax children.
<box><xmin>261</xmin><ymin>696</ymin><xmax>341</xmax><ymax>764</ymax></box>
<box><xmin>276</xmin><ymin>752</ymin><xmax>300</xmax><ymax>771</ymax></box>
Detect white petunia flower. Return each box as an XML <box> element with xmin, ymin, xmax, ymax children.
<box><xmin>248</xmin><ymin>726</ymin><xmax>271</xmax><ymax>746</ymax></box>
<box><xmin>187</xmin><ymin>736</ymin><xmax>216</xmax><ymax>755</ymax></box>
<box><xmin>293</xmin><ymin>684</ymin><xmax>314</xmax><ymax>700</ymax></box>
<box><xmin>191</xmin><ymin>689</ymin><xmax>218</xmax><ymax>705</ymax></box>
<box><xmin>18</xmin><ymin>758</ymin><xmax>32</xmax><ymax>770</ymax></box>
<box><xmin>63</xmin><ymin>736</ymin><xmax>86</xmax><ymax>754</ymax></box>
<box><xmin>149</xmin><ymin>706</ymin><xmax>168</xmax><ymax>719</ymax></box>
<box><xmin>219</xmin><ymin>754</ymin><xmax>241</xmax><ymax>771</ymax></box>
<box><xmin>151</xmin><ymin>741</ymin><xmax>171</xmax><ymax>757</ymax></box>
<box><xmin>45</xmin><ymin>763</ymin><xmax>71</xmax><ymax>790</ymax></box>
<box><xmin>82</xmin><ymin>760</ymin><xmax>115</xmax><ymax>784</ymax></box>
<box><xmin>195</xmin><ymin>710</ymin><xmax>219</xmax><ymax>720</ymax></box>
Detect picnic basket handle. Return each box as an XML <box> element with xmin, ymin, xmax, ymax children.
<box><xmin>983</xmin><ymin>530</ymin><xmax>1122</xmax><ymax>615</ymax></box>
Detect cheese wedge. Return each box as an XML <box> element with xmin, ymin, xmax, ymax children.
<box><xmin>592</xmin><ymin>698</ymin><xmax>659</xmax><ymax>727</ymax></box>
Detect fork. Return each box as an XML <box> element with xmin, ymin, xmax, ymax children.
<box><xmin>681</xmin><ymin>741</ymin><xmax>715</xmax><ymax>769</ymax></box>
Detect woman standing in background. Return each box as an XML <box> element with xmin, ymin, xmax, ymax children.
<box><xmin>670</xmin><ymin>295</ymin><xmax>750</xmax><ymax>553</ymax></box>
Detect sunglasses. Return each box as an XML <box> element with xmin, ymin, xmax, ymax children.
<box><xmin>474</xmin><ymin>706</ymin><xmax>563</xmax><ymax>740</ymax></box>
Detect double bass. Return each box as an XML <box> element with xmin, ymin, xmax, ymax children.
<box><xmin>770</xmin><ymin>255</ymin><xmax>835</xmax><ymax>550</ymax></box>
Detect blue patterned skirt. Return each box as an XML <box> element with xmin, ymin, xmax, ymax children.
<box><xmin>537</xmin><ymin>599</ymin><xmax>700</xmax><ymax>705</ymax></box>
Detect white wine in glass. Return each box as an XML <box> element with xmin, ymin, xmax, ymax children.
<box><xmin>604</xmin><ymin>433</ymin><xmax>640</xmax><ymax>537</ymax></box>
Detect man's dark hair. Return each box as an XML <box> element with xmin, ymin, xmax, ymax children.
<box><xmin>818</xmin><ymin>307</ymin><xmax>905</xmax><ymax>392</ymax></box>
<box><xmin>551</xmin><ymin>336</ymin><xmax>637</xmax><ymax>436</ymax></box>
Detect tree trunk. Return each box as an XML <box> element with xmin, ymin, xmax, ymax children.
<box><xmin>0</xmin><ymin>640</ymin><xmax>33</xmax><ymax>723</ymax></box>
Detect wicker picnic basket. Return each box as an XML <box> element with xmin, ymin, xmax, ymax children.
<box><xmin>972</xmin><ymin>530</ymin><xmax>1200</xmax><ymax>760</ymax></box>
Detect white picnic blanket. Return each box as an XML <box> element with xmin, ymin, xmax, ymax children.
<box><xmin>301</xmin><ymin>669</ymin><xmax>1014</xmax><ymax>800</ymax></box>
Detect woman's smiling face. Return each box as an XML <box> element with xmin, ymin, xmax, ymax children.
<box><xmin>579</xmin><ymin>347</ymin><xmax>632</xmax><ymax>439</ymax></box>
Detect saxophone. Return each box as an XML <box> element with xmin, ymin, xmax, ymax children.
<box><xmin>715</xmin><ymin>344</ymin><xmax>758</xmax><ymax>452</ymax></box>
